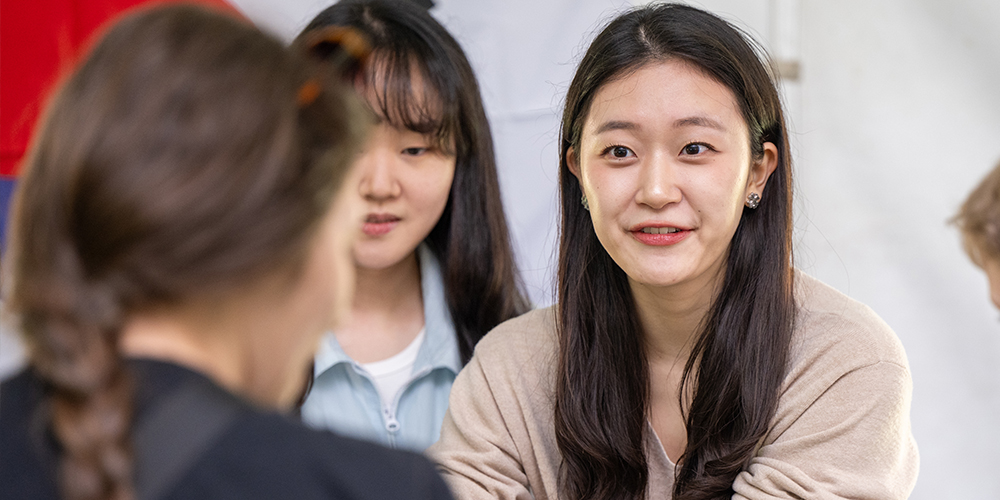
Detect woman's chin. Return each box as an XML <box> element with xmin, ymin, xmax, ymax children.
<box><xmin>353</xmin><ymin>245</ymin><xmax>417</xmax><ymax>272</ymax></box>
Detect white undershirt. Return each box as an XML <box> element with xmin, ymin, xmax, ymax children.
<box><xmin>360</xmin><ymin>328</ymin><xmax>426</xmax><ymax>411</ymax></box>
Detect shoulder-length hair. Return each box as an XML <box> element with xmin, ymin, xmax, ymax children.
<box><xmin>6</xmin><ymin>5</ymin><xmax>366</xmax><ymax>499</ymax></box>
<box><xmin>297</xmin><ymin>0</ymin><xmax>528</xmax><ymax>363</ymax></box>
<box><xmin>554</xmin><ymin>4</ymin><xmax>795</xmax><ymax>499</ymax></box>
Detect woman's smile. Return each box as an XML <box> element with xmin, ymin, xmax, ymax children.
<box><xmin>629</xmin><ymin>223</ymin><xmax>692</xmax><ymax>246</ymax></box>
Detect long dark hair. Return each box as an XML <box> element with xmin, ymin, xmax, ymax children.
<box><xmin>554</xmin><ymin>4</ymin><xmax>795</xmax><ymax>499</ymax></box>
<box><xmin>297</xmin><ymin>0</ymin><xmax>528</xmax><ymax>364</ymax></box>
<box><xmin>4</xmin><ymin>5</ymin><xmax>366</xmax><ymax>499</ymax></box>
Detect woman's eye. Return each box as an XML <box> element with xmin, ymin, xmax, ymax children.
<box><xmin>681</xmin><ymin>143</ymin><xmax>710</xmax><ymax>155</ymax></box>
<box><xmin>603</xmin><ymin>145</ymin><xmax>635</xmax><ymax>159</ymax></box>
<box><xmin>402</xmin><ymin>147</ymin><xmax>428</xmax><ymax>156</ymax></box>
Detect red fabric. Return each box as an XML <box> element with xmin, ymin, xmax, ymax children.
<box><xmin>0</xmin><ymin>0</ymin><xmax>241</xmax><ymax>177</ymax></box>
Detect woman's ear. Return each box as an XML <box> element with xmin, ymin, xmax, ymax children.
<box><xmin>566</xmin><ymin>147</ymin><xmax>582</xmax><ymax>180</ymax></box>
<box><xmin>746</xmin><ymin>142</ymin><xmax>779</xmax><ymax>199</ymax></box>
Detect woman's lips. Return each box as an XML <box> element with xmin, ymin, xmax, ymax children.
<box><xmin>629</xmin><ymin>224</ymin><xmax>691</xmax><ymax>246</ymax></box>
<box><xmin>362</xmin><ymin>214</ymin><xmax>400</xmax><ymax>236</ymax></box>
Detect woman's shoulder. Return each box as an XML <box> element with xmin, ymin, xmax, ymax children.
<box><xmin>123</xmin><ymin>360</ymin><xmax>448</xmax><ymax>500</ymax></box>
<box><xmin>472</xmin><ymin>305</ymin><xmax>559</xmax><ymax>366</ymax></box>
<box><xmin>430</xmin><ymin>307</ymin><xmax>562</xmax><ymax>500</ymax></box>
<box><xmin>171</xmin><ymin>411</ymin><xmax>451</xmax><ymax>499</ymax></box>
<box><xmin>459</xmin><ymin>305</ymin><xmax>560</xmax><ymax>411</ymax></box>
<box><xmin>792</xmin><ymin>271</ymin><xmax>909</xmax><ymax>370</ymax></box>
<box><xmin>742</xmin><ymin>272</ymin><xmax>919</xmax><ymax>499</ymax></box>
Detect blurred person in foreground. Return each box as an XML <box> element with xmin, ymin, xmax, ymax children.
<box><xmin>0</xmin><ymin>4</ymin><xmax>452</xmax><ymax>500</ymax></box>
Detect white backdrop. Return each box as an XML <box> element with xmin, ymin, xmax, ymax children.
<box><xmin>1</xmin><ymin>0</ymin><xmax>994</xmax><ymax>498</ymax></box>
<box><xmin>226</xmin><ymin>0</ymin><xmax>1000</xmax><ymax>498</ymax></box>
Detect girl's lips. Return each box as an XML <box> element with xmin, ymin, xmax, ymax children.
<box><xmin>362</xmin><ymin>214</ymin><xmax>400</xmax><ymax>236</ymax></box>
<box><xmin>630</xmin><ymin>228</ymin><xmax>691</xmax><ymax>246</ymax></box>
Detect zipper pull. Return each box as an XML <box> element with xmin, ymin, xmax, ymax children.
<box><xmin>383</xmin><ymin>407</ymin><xmax>401</xmax><ymax>434</ymax></box>
<box><xmin>385</xmin><ymin>416</ymin><xmax>401</xmax><ymax>434</ymax></box>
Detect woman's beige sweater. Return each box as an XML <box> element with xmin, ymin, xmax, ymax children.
<box><xmin>428</xmin><ymin>273</ymin><xmax>919</xmax><ymax>499</ymax></box>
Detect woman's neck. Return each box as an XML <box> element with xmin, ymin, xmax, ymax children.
<box><xmin>629</xmin><ymin>268</ymin><xmax>723</xmax><ymax>364</ymax></box>
<box><xmin>337</xmin><ymin>250</ymin><xmax>425</xmax><ymax>363</ymax></box>
<box><xmin>119</xmin><ymin>286</ymin><xmax>315</xmax><ymax>410</ymax></box>
<box><xmin>353</xmin><ymin>250</ymin><xmax>422</xmax><ymax>315</ymax></box>
<box><xmin>121</xmin><ymin>311</ymin><xmax>249</xmax><ymax>393</ymax></box>
<box><xmin>631</xmin><ymin>268</ymin><xmax>724</xmax><ymax>463</ymax></box>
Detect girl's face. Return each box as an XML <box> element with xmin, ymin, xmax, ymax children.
<box><xmin>568</xmin><ymin>59</ymin><xmax>777</xmax><ymax>293</ymax></box>
<box><xmin>350</xmin><ymin>64</ymin><xmax>455</xmax><ymax>272</ymax></box>
<box><xmin>352</xmin><ymin>121</ymin><xmax>455</xmax><ymax>271</ymax></box>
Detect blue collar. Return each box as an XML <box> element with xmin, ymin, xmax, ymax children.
<box><xmin>314</xmin><ymin>244</ymin><xmax>462</xmax><ymax>377</ymax></box>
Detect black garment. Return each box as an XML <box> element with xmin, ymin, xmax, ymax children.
<box><xmin>0</xmin><ymin>359</ymin><xmax>454</xmax><ymax>500</ymax></box>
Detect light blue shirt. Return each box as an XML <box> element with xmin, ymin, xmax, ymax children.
<box><xmin>301</xmin><ymin>245</ymin><xmax>461</xmax><ymax>452</ymax></box>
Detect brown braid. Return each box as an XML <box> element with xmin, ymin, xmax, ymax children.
<box><xmin>23</xmin><ymin>270</ymin><xmax>132</xmax><ymax>499</ymax></box>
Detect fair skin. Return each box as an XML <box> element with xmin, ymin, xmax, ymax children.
<box><xmin>567</xmin><ymin>59</ymin><xmax>778</xmax><ymax>462</ymax></box>
<box><xmin>333</xmin><ymin>69</ymin><xmax>456</xmax><ymax>364</ymax></box>
<box><xmin>119</xmin><ymin>183</ymin><xmax>361</xmax><ymax>409</ymax></box>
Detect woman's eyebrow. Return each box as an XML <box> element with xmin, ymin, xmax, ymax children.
<box><xmin>673</xmin><ymin>116</ymin><xmax>725</xmax><ymax>131</ymax></box>
<box><xmin>594</xmin><ymin>120</ymin><xmax>638</xmax><ymax>134</ymax></box>
<box><xmin>593</xmin><ymin>116</ymin><xmax>726</xmax><ymax>135</ymax></box>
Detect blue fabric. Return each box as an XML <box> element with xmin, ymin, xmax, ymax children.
<box><xmin>301</xmin><ymin>244</ymin><xmax>461</xmax><ymax>452</ymax></box>
<box><xmin>0</xmin><ymin>178</ymin><xmax>15</xmax><ymax>256</ymax></box>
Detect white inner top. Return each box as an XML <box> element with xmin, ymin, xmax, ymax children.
<box><xmin>360</xmin><ymin>328</ymin><xmax>426</xmax><ymax>411</ymax></box>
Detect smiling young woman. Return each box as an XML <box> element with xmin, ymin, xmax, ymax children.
<box><xmin>294</xmin><ymin>0</ymin><xmax>528</xmax><ymax>453</ymax></box>
<box><xmin>430</xmin><ymin>4</ymin><xmax>919</xmax><ymax>499</ymax></box>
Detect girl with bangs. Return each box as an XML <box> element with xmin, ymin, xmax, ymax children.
<box><xmin>296</xmin><ymin>0</ymin><xmax>528</xmax><ymax>452</ymax></box>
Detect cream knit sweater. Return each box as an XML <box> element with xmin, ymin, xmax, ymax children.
<box><xmin>428</xmin><ymin>273</ymin><xmax>919</xmax><ymax>499</ymax></box>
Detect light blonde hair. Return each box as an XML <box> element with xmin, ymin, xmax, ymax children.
<box><xmin>955</xmin><ymin>159</ymin><xmax>1000</xmax><ymax>267</ymax></box>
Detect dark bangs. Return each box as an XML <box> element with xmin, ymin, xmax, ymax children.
<box><xmin>297</xmin><ymin>0</ymin><xmax>462</xmax><ymax>155</ymax></box>
<box><xmin>364</xmin><ymin>48</ymin><xmax>457</xmax><ymax>154</ymax></box>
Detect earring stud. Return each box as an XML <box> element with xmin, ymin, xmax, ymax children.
<box><xmin>581</xmin><ymin>194</ymin><xmax>590</xmax><ymax>211</ymax></box>
<box><xmin>745</xmin><ymin>192</ymin><xmax>761</xmax><ymax>209</ymax></box>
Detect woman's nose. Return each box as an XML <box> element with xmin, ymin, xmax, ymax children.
<box><xmin>357</xmin><ymin>149</ymin><xmax>401</xmax><ymax>202</ymax></box>
<box><xmin>635</xmin><ymin>153</ymin><xmax>682</xmax><ymax>209</ymax></box>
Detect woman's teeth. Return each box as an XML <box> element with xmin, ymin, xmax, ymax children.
<box><xmin>640</xmin><ymin>227</ymin><xmax>680</xmax><ymax>234</ymax></box>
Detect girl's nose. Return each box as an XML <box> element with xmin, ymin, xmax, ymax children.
<box><xmin>357</xmin><ymin>148</ymin><xmax>401</xmax><ymax>202</ymax></box>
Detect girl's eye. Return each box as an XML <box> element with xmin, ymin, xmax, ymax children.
<box><xmin>402</xmin><ymin>147</ymin><xmax>428</xmax><ymax>156</ymax></box>
<box><xmin>681</xmin><ymin>143</ymin><xmax>712</xmax><ymax>155</ymax></box>
<box><xmin>602</xmin><ymin>145</ymin><xmax>635</xmax><ymax>159</ymax></box>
